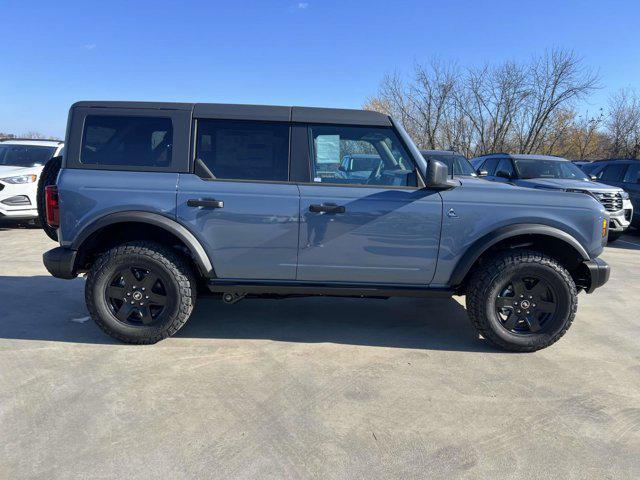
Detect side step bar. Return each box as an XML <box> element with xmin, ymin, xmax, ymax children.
<box><xmin>207</xmin><ymin>280</ymin><xmax>454</xmax><ymax>299</ymax></box>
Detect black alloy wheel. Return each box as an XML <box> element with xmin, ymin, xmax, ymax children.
<box><xmin>494</xmin><ymin>274</ymin><xmax>557</xmax><ymax>334</ymax></box>
<box><xmin>105</xmin><ymin>265</ymin><xmax>171</xmax><ymax>326</ymax></box>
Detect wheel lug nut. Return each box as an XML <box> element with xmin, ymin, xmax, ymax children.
<box><xmin>131</xmin><ymin>301</ymin><xmax>134</xmax><ymax>305</ymax></box>
<box><xmin>533</xmin><ymin>303</ymin><xmax>536</xmax><ymax>307</ymax></box>
<box><xmin>140</xmin><ymin>303</ymin><xmax>144</xmax><ymax>306</ymax></box>
<box><xmin>529</xmin><ymin>296</ymin><xmax>533</xmax><ymax>299</ymax></box>
<box><xmin>127</xmin><ymin>293</ymin><xmax>131</xmax><ymax>296</ymax></box>
<box><xmin>142</xmin><ymin>287</ymin><xmax>145</xmax><ymax>291</ymax></box>
<box><xmin>514</xmin><ymin>302</ymin><xmax>518</xmax><ymax>305</ymax></box>
<box><xmin>517</xmin><ymin>309</ymin><xmax>521</xmax><ymax>313</ymax></box>
<box><xmin>526</xmin><ymin>311</ymin><xmax>530</xmax><ymax>314</ymax></box>
<box><xmin>520</xmin><ymin>294</ymin><xmax>524</xmax><ymax>298</ymax></box>
<box><xmin>145</xmin><ymin>296</ymin><xmax>149</xmax><ymax>299</ymax></box>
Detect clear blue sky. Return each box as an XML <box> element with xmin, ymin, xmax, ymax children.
<box><xmin>1</xmin><ymin>0</ymin><xmax>639</xmax><ymax>138</ymax></box>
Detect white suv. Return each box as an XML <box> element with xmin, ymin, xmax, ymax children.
<box><xmin>0</xmin><ymin>139</ymin><xmax>64</xmax><ymax>222</ymax></box>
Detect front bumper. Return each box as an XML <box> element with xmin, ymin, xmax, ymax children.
<box><xmin>43</xmin><ymin>247</ymin><xmax>78</xmax><ymax>279</ymax></box>
<box><xmin>582</xmin><ymin>258</ymin><xmax>610</xmax><ymax>293</ymax></box>
<box><xmin>0</xmin><ymin>179</ymin><xmax>38</xmax><ymax>219</ymax></box>
<box><xmin>608</xmin><ymin>200</ymin><xmax>634</xmax><ymax>232</ymax></box>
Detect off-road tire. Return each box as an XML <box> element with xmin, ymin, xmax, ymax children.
<box><xmin>36</xmin><ymin>155</ymin><xmax>62</xmax><ymax>241</ymax></box>
<box><xmin>85</xmin><ymin>241</ymin><xmax>196</xmax><ymax>344</ymax></box>
<box><xmin>607</xmin><ymin>231</ymin><xmax>623</xmax><ymax>243</ymax></box>
<box><xmin>466</xmin><ymin>249</ymin><xmax>578</xmax><ymax>352</ymax></box>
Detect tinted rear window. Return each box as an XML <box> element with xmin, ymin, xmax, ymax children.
<box><xmin>195</xmin><ymin>119</ymin><xmax>289</xmax><ymax>181</ymax></box>
<box><xmin>81</xmin><ymin>115</ymin><xmax>173</xmax><ymax>168</ymax></box>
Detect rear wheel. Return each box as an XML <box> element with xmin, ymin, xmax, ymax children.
<box><xmin>36</xmin><ymin>156</ymin><xmax>62</xmax><ymax>241</ymax></box>
<box><xmin>85</xmin><ymin>242</ymin><xmax>196</xmax><ymax>344</ymax></box>
<box><xmin>466</xmin><ymin>250</ymin><xmax>577</xmax><ymax>352</ymax></box>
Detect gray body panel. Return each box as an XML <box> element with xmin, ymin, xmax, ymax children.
<box><xmin>432</xmin><ymin>178</ymin><xmax>607</xmax><ymax>286</ymax></box>
<box><xmin>176</xmin><ymin>175</ymin><xmax>300</xmax><ymax>280</ymax></box>
<box><xmin>297</xmin><ymin>185</ymin><xmax>442</xmax><ymax>284</ymax></box>
<box><xmin>57</xmin><ymin>169</ymin><xmax>179</xmax><ymax>248</ymax></box>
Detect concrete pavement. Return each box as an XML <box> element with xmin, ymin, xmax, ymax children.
<box><xmin>1</xmin><ymin>226</ymin><xmax>639</xmax><ymax>479</ymax></box>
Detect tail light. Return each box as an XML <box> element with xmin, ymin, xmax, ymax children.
<box><xmin>45</xmin><ymin>185</ymin><xmax>60</xmax><ymax>227</ymax></box>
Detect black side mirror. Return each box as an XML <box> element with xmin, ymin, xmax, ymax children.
<box><xmin>496</xmin><ymin>170</ymin><xmax>512</xmax><ymax>179</ymax></box>
<box><xmin>425</xmin><ymin>160</ymin><xmax>455</xmax><ymax>189</ymax></box>
<box><xmin>477</xmin><ymin>169</ymin><xmax>488</xmax><ymax>177</ymax></box>
<box><xmin>338</xmin><ymin>165</ymin><xmax>347</xmax><ymax>172</ymax></box>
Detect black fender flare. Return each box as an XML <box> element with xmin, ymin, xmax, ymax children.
<box><xmin>449</xmin><ymin>223</ymin><xmax>590</xmax><ymax>287</ymax></box>
<box><xmin>72</xmin><ymin>211</ymin><xmax>214</xmax><ymax>276</ymax></box>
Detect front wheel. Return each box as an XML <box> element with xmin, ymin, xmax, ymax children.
<box><xmin>466</xmin><ymin>250</ymin><xmax>577</xmax><ymax>352</ymax></box>
<box><xmin>85</xmin><ymin>242</ymin><xmax>196</xmax><ymax>344</ymax></box>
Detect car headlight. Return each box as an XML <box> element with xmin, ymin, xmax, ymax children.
<box><xmin>0</xmin><ymin>174</ymin><xmax>37</xmax><ymax>184</ymax></box>
<box><xmin>620</xmin><ymin>191</ymin><xmax>630</xmax><ymax>200</ymax></box>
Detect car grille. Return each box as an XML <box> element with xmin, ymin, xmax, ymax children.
<box><xmin>595</xmin><ymin>192</ymin><xmax>623</xmax><ymax>212</ymax></box>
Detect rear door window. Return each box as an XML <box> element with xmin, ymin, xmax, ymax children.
<box><xmin>82</xmin><ymin>115</ymin><xmax>173</xmax><ymax>168</ymax></box>
<box><xmin>623</xmin><ymin>164</ymin><xmax>640</xmax><ymax>184</ymax></box>
<box><xmin>195</xmin><ymin>120</ymin><xmax>289</xmax><ymax>182</ymax></box>
<box><xmin>598</xmin><ymin>164</ymin><xmax>627</xmax><ymax>182</ymax></box>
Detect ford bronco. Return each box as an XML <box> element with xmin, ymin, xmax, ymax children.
<box><xmin>42</xmin><ymin>101</ymin><xmax>610</xmax><ymax>351</ymax></box>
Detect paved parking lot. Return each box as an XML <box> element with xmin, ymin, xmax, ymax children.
<box><xmin>1</xmin><ymin>225</ymin><xmax>639</xmax><ymax>479</ymax></box>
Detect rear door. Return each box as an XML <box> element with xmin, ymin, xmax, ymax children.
<box><xmin>177</xmin><ymin>117</ymin><xmax>300</xmax><ymax>280</ymax></box>
<box><xmin>295</xmin><ymin>124</ymin><xmax>442</xmax><ymax>285</ymax></box>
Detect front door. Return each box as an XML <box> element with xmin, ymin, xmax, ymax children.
<box><xmin>297</xmin><ymin>124</ymin><xmax>442</xmax><ymax>285</ymax></box>
<box><xmin>177</xmin><ymin>119</ymin><xmax>299</xmax><ymax>280</ymax></box>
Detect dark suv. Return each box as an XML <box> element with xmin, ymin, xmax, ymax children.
<box><xmin>42</xmin><ymin>101</ymin><xmax>611</xmax><ymax>352</ymax></box>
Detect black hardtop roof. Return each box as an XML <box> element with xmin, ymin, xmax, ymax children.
<box><xmin>71</xmin><ymin>101</ymin><xmax>391</xmax><ymax>126</ymax></box>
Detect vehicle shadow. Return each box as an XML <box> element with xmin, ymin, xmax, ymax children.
<box><xmin>0</xmin><ymin>275</ymin><xmax>495</xmax><ymax>352</ymax></box>
<box><xmin>607</xmin><ymin>235</ymin><xmax>640</xmax><ymax>251</ymax></box>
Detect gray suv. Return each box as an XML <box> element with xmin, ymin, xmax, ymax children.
<box><xmin>42</xmin><ymin>101</ymin><xmax>610</xmax><ymax>352</ymax></box>
<box><xmin>471</xmin><ymin>153</ymin><xmax>633</xmax><ymax>242</ymax></box>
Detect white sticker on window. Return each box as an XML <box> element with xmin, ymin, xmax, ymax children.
<box><xmin>315</xmin><ymin>135</ymin><xmax>340</xmax><ymax>164</ymax></box>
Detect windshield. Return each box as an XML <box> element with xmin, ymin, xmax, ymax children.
<box><xmin>513</xmin><ymin>158</ymin><xmax>589</xmax><ymax>180</ymax></box>
<box><xmin>0</xmin><ymin>145</ymin><xmax>56</xmax><ymax>168</ymax></box>
<box><xmin>422</xmin><ymin>153</ymin><xmax>477</xmax><ymax>176</ymax></box>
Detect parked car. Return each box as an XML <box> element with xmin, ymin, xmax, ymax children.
<box><xmin>420</xmin><ymin>150</ymin><xmax>477</xmax><ymax>177</ymax></box>
<box><xmin>42</xmin><ymin>101</ymin><xmax>611</xmax><ymax>352</ymax></box>
<box><xmin>579</xmin><ymin>159</ymin><xmax>640</xmax><ymax>229</ymax></box>
<box><xmin>0</xmin><ymin>139</ymin><xmax>63</xmax><ymax>224</ymax></box>
<box><xmin>471</xmin><ymin>153</ymin><xmax>633</xmax><ymax>242</ymax></box>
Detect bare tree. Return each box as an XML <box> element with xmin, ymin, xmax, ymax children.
<box><xmin>514</xmin><ymin>49</ymin><xmax>600</xmax><ymax>153</ymax></box>
<box><xmin>606</xmin><ymin>89</ymin><xmax>640</xmax><ymax>159</ymax></box>
<box><xmin>366</xmin><ymin>48</ymin><xmax>600</xmax><ymax>159</ymax></box>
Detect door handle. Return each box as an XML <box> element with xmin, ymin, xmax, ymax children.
<box><xmin>187</xmin><ymin>198</ymin><xmax>224</xmax><ymax>209</ymax></box>
<box><xmin>309</xmin><ymin>203</ymin><xmax>345</xmax><ymax>214</ymax></box>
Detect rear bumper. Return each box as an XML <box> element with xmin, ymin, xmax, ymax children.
<box><xmin>583</xmin><ymin>258</ymin><xmax>610</xmax><ymax>293</ymax></box>
<box><xmin>43</xmin><ymin>247</ymin><xmax>78</xmax><ymax>279</ymax></box>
